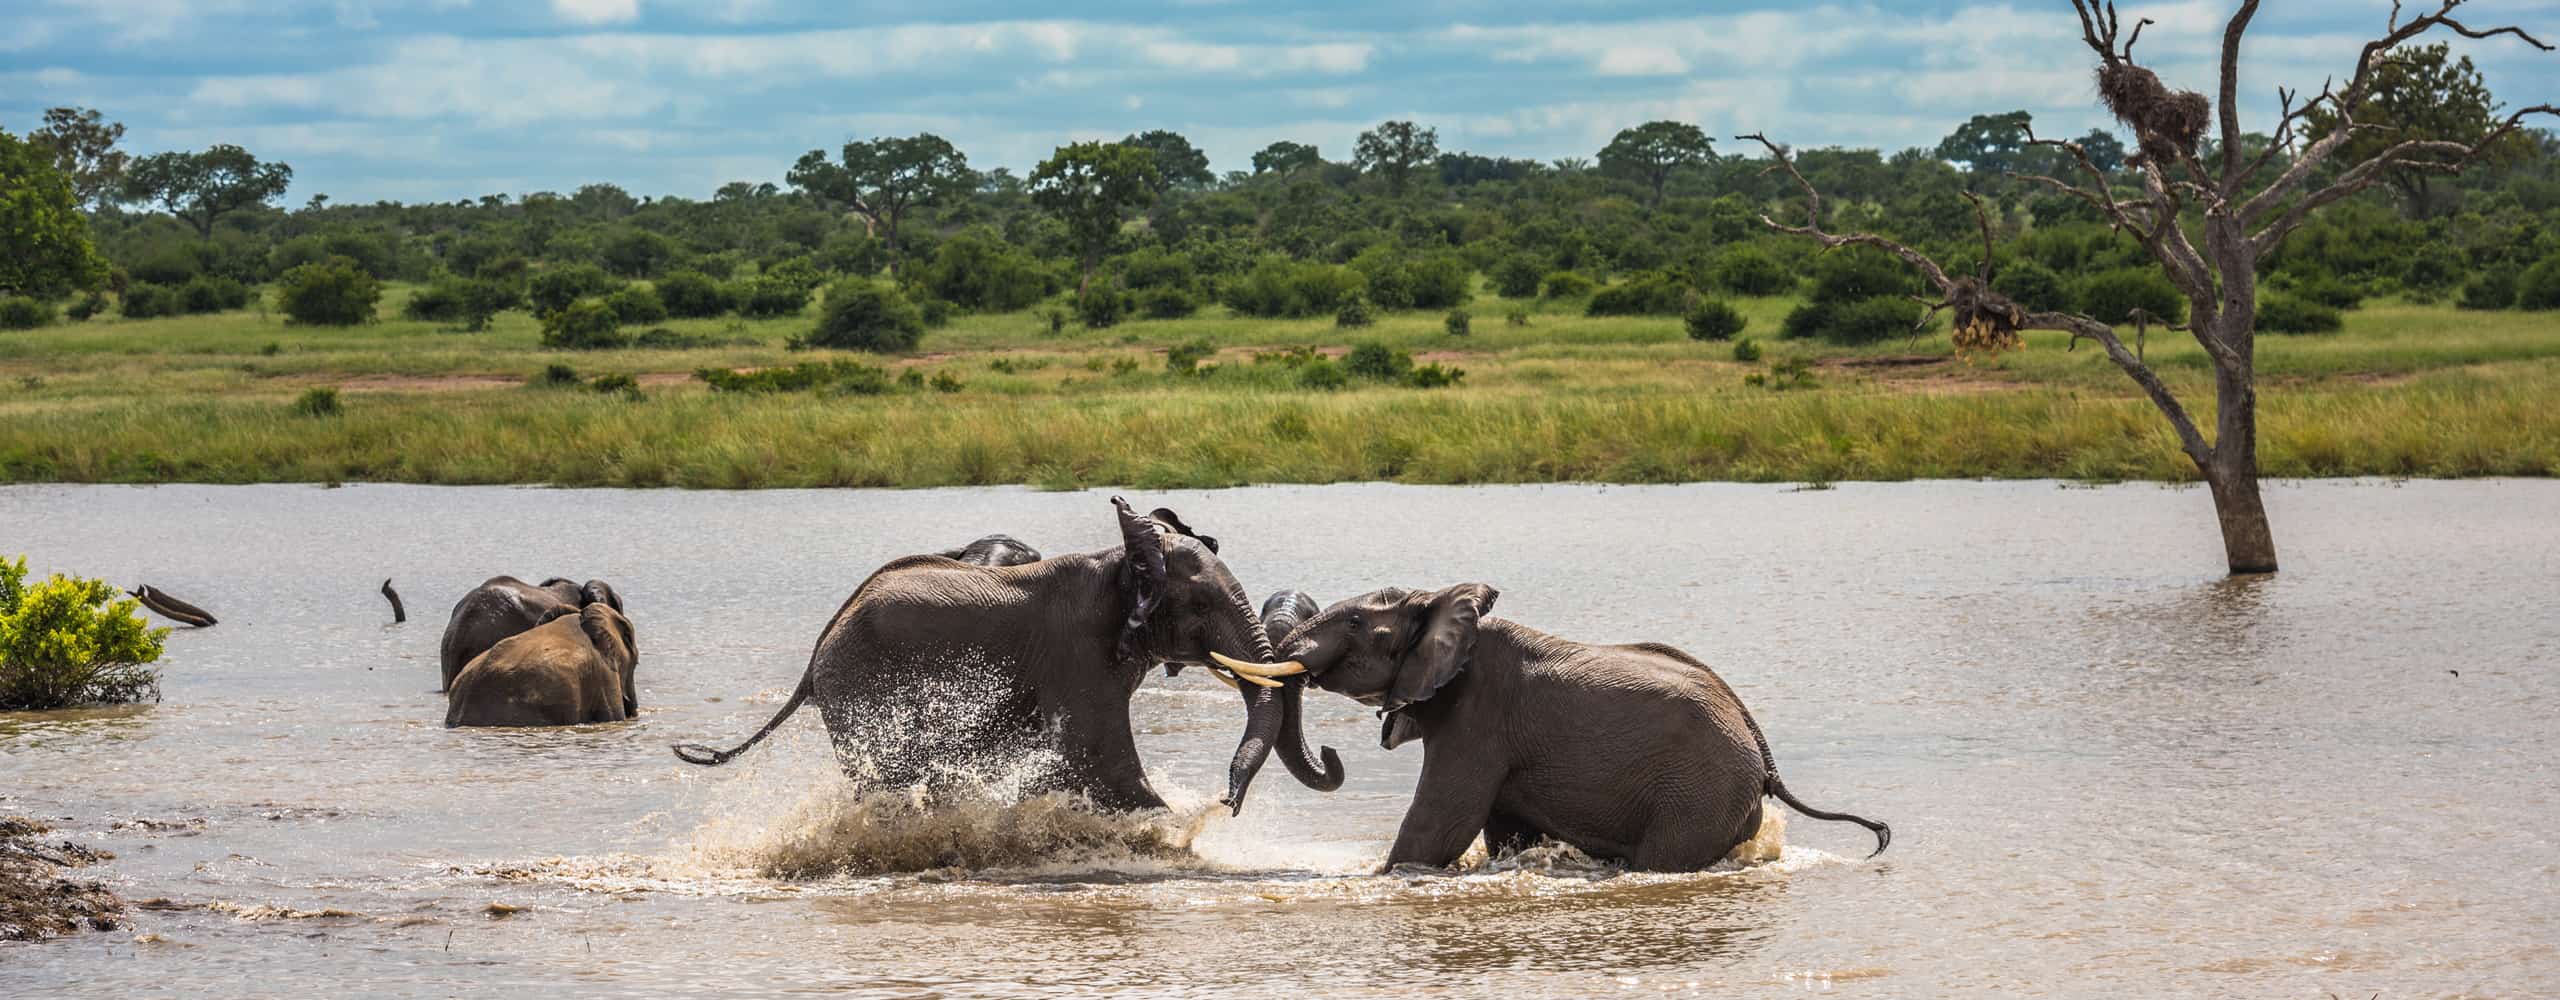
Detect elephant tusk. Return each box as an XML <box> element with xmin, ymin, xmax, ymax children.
<box><xmin>1209</xmin><ymin>651</ymin><xmax>1306</xmax><ymax>678</ymax></box>
<box><xmin>1215</xmin><ymin>665</ymin><xmax>1283</xmax><ymax>688</ymax></box>
<box><xmin>1204</xmin><ymin>667</ymin><xmax>1240</xmax><ymax>690</ymax></box>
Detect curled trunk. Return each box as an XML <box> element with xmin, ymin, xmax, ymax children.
<box><xmin>1220</xmin><ymin>611</ymin><xmax>1345</xmax><ymax>814</ymax></box>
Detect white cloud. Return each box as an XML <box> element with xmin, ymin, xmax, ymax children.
<box><xmin>552</xmin><ymin>0</ymin><xmax>637</xmax><ymax>26</ymax></box>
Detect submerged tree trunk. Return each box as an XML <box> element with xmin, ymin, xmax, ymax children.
<box><xmin>2204</xmin><ymin>321</ymin><xmax>2278</xmax><ymax>574</ymax></box>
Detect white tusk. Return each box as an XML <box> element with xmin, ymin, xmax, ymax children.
<box><xmin>1209</xmin><ymin>651</ymin><xmax>1306</xmax><ymax>678</ymax></box>
<box><xmin>1228</xmin><ymin>668</ymin><xmax>1283</xmax><ymax>689</ymax></box>
<box><xmin>1205</xmin><ymin>668</ymin><xmax>1241</xmax><ymax>691</ymax></box>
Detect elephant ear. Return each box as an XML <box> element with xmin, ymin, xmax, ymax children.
<box><xmin>1112</xmin><ymin>497</ymin><xmax>1168</xmax><ymax>665</ymax></box>
<box><xmin>535</xmin><ymin>604</ymin><xmax>579</xmax><ymax>626</ymax></box>
<box><xmin>579</xmin><ymin>605</ymin><xmax>634</xmax><ymax>661</ymax></box>
<box><xmin>1387</xmin><ymin>583</ymin><xmax>1499</xmax><ymax>712</ymax></box>
<box><xmin>1148</xmin><ymin>507</ymin><xmax>1219</xmax><ymax>554</ymax></box>
<box><xmin>582</xmin><ymin>580</ymin><xmax>623</xmax><ymax>613</ymax></box>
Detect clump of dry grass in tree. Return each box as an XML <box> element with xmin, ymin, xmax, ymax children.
<box><xmin>1745</xmin><ymin>0</ymin><xmax>2556</xmax><ymax>575</ymax></box>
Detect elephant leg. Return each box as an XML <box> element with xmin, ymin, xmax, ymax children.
<box><xmin>1482</xmin><ymin>810</ymin><xmax>1541</xmax><ymax>860</ymax></box>
<box><xmin>1384</xmin><ymin>747</ymin><xmax>1504</xmax><ymax>870</ymax></box>
<box><xmin>1631</xmin><ymin>798</ymin><xmax>1763</xmax><ymax>873</ymax></box>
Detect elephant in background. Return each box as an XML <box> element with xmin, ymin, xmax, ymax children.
<box><xmin>446</xmin><ymin>603</ymin><xmax>639</xmax><ymax>727</ymax></box>
<box><xmin>439</xmin><ymin>577</ymin><xmax>623</xmax><ymax>691</ymax></box>
<box><xmin>675</xmin><ymin>498</ymin><xmax>1341</xmax><ymax>815</ymax></box>
<box><xmin>1278</xmin><ymin>583</ymin><xmax>1889</xmax><ymax>872</ymax></box>
<box><xmin>937</xmin><ymin>534</ymin><xmax>1042</xmax><ymax>567</ymax></box>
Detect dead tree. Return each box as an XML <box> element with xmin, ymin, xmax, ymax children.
<box><xmin>1746</xmin><ymin>1</ymin><xmax>2553</xmax><ymax>575</ymax></box>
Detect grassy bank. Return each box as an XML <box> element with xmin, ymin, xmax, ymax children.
<box><xmin>2</xmin><ymin>291</ymin><xmax>2555</xmax><ymax>488</ymax></box>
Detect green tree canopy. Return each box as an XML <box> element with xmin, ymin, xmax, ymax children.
<box><xmin>118</xmin><ymin>143</ymin><xmax>292</xmax><ymax>239</ymax></box>
<box><xmin>787</xmin><ymin>133</ymin><xmax>974</xmax><ymax>267</ymax></box>
<box><xmin>1354</xmin><ymin>120</ymin><xmax>1439</xmax><ymax>195</ymax></box>
<box><xmin>1122</xmin><ymin>129</ymin><xmax>1213</xmax><ymax>190</ymax></box>
<box><xmin>1253</xmin><ymin>141</ymin><xmax>1322</xmax><ymax>175</ymax></box>
<box><xmin>28</xmin><ymin>107</ymin><xmax>128</xmax><ymax>211</ymax></box>
<box><xmin>1934</xmin><ymin>110</ymin><xmax>2036</xmax><ymax>181</ymax></box>
<box><xmin>0</xmin><ymin>129</ymin><xmax>110</xmax><ymax>298</ymax></box>
<box><xmin>1597</xmin><ymin>121</ymin><xmax>1715</xmax><ymax>205</ymax></box>
<box><xmin>1030</xmin><ymin>141</ymin><xmax>1160</xmax><ymax>292</ymax></box>
<box><xmin>2303</xmin><ymin>42</ymin><xmax>2528</xmax><ymax>217</ymax></box>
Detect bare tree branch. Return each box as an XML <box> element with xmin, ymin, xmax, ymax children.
<box><xmin>2218</xmin><ymin>0</ymin><xmax>2266</xmax><ymax>187</ymax></box>
<box><xmin>2252</xmin><ymin>103</ymin><xmax>2560</xmax><ymax>252</ymax></box>
<box><xmin>1737</xmin><ymin>133</ymin><xmax>1958</xmax><ymax>292</ymax></box>
<box><xmin>2045</xmin><ymin>311</ymin><xmax>2213</xmax><ymax>465</ymax></box>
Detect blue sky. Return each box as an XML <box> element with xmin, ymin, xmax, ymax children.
<box><xmin>6</xmin><ymin>1</ymin><xmax>2556</xmax><ymax>203</ymax></box>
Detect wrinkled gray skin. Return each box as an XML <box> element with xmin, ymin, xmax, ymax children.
<box><xmin>675</xmin><ymin>499</ymin><xmax>1342</xmax><ymax>815</ymax></box>
<box><xmin>936</xmin><ymin>534</ymin><xmax>1042</xmax><ymax>567</ymax></box>
<box><xmin>446</xmin><ymin>604</ymin><xmax>639</xmax><ymax>727</ymax></box>
<box><xmin>1281</xmin><ymin>584</ymin><xmax>1889</xmax><ymax>872</ymax></box>
<box><xmin>439</xmin><ymin>577</ymin><xmax>623</xmax><ymax>691</ymax></box>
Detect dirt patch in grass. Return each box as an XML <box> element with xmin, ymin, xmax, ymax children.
<box><xmin>1</xmin><ymin>816</ymin><xmax>124</xmax><ymax>942</ymax></box>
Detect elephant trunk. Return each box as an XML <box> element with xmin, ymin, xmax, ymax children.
<box><xmin>1219</xmin><ymin>608</ymin><xmax>1344</xmax><ymax>814</ymax></box>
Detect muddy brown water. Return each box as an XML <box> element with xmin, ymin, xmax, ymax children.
<box><xmin>1</xmin><ymin>481</ymin><xmax>2553</xmax><ymax>997</ymax></box>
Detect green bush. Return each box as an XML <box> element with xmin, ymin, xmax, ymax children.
<box><xmin>1491</xmin><ymin>255</ymin><xmax>1545</xmax><ymax>298</ymax></box>
<box><xmin>1335</xmin><ymin>293</ymin><xmax>1376</xmax><ymax>328</ymax></box>
<box><xmin>2517</xmin><ymin>257</ymin><xmax>2560</xmax><ymax>311</ymax></box>
<box><xmin>656</xmin><ymin>271</ymin><xmax>732</xmax><ymax>318</ymax></box>
<box><xmin>1684</xmin><ymin>300</ymin><xmax>1747</xmax><ymax>341</ymax></box>
<box><xmin>2456</xmin><ymin>266</ymin><xmax>2519</xmax><ymax>311</ymax></box>
<box><xmin>1404</xmin><ymin>253</ymin><xmax>1474</xmax><ymax>310</ymax></box>
<box><xmin>1541</xmin><ymin>270</ymin><xmax>1597</xmax><ymax>299</ymax></box>
<box><xmin>2284</xmin><ymin>273</ymin><xmax>2364</xmax><ymax>310</ymax></box>
<box><xmin>530</xmin><ymin>363</ymin><xmax>581</xmax><ymax>388</ymax></box>
<box><xmin>600</xmin><ymin>228</ymin><xmax>678</xmax><ymax>278</ymax></box>
<box><xmin>292</xmin><ymin>386</ymin><xmax>341</xmax><ymax>417</ymax></box>
<box><xmin>698</xmin><ymin>359</ymin><xmax>895</xmax><ymax>393</ymax></box>
<box><xmin>405</xmin><ymin>275</ymin><xmax>519</xmax><ymax>328</ymax></box>
<box><xmin>2400</xmin><ymin>249</ymin><xmax>2462</xmax><ymax>297</ymax></box>
<box><xmin>1586</xmin><ymin>270</ymin><xmax>1693</xmax><ymax>316</ymax></box>
<box><xmin>2069</xmin><ymin>267</ymin><xmax>2184</xmax><ymax>324</ymax></box>
<box><xmin>800</xmin><ymin>279</ymin><xmax>925</xmax><ymax>352</ymax></box>
<box><xmin>604</xmin><ymin>285</ymin><xmax>667</xmax><ymax>326</ymax></box>
<box><xmin>2255</xmin><ymin>293</ymin><xmax>2343</xmax><ymax>334</ymax></box>
<box><xmin>731</xmin><ymin>276</ymin><xmax>812</xmax><ymax>318</ymax></box>
<box><xmin>0</xmin><ymin>556</ymin><xmax>168</xmax><ymax>710</ymax></box>
<box><xmin>179</xmin><ymin>275</ymin><xmax>252</xmax><ymax>314</ymax></box>
<box><xmin>1444</xmin><ymin>309</ymin><xmax>1471</xmax><ymax>337</ymax></box>
<box><xmin>919</xmin><ymin>297</ymin><xmax>954</xmax><ymax>328</ymax></box>
<box><xmin>1141</xmin><ymin>286</ymin><xmax>1198</xmax><ymax>319</ymax></box>
<box><xmin>1807</xmin><ymin>247</ymin><xmax>1918</xmax><ymax>305</ymax></box>
<box><xmin>274</xmin><ymin>256</ymin><xmax>382</xmax><ymax>326</ymax></box>
<box><xmin>528</xmin><ymin>264</ymin><xmax>622</xmax><ymax>315</ymax></box>
<box><xmin>1076</xmin><ymin>286</ymin><xmax>1131</xmax><ymax>328</ymax></box>
<box><xmin>1993</xmin><ymin>261</ymin><xmax>2066</xmax><ymax>312</ymax></box>
<box><xmin>1404</xmin><ymin>362</ymin><xmax>1465</xmax><ymax>388</ymax></box>
<box><xmin>1732</xmin><ymin>337</ymin><xmax>1763</xmax><ymax>362</ymax></box>
<box><xmin>920</xmin><ymin>228</ymin><xmax>1052</xmax><ymax>311</ymax></box>
<box><xmin>1344</xmin><ymin>342</ymin><xmax>1414</xmax><ymax>381</ymax></box>
<box><xmin>587</xmin><ymin>373</ymin><xmax>642</xmax><ymax>399</ymax></box>
<box><xmin>1709</xmin><ymin>246</ymin><xmax>1795</xmax><ymax>296</ymax></box>
<box><xmin>1296</xmin><ymin>358</ymin><xmax>1349</xmax><ymax>390</ymax></box>
<box><xmin>761</xmin><ymin>256</ymin><xmax>827</xmax><ymax>292</ymax></box>
<box><xmin>1783</xmin><ymin>296</ymin><xmax>1922</xmax><ymax>344</ymax></box>
<box><xmin>64</xmin><ymin>293</ymin><xmax>105</xmax><ymax>322</ymax></box>
<box><xmin>120</xmin><ymin>283</ymin><xmax>183</xmax><ymax>319</ymax></box>
<box><xmin>0</xmin><ymin>296</ymin><xmax>52</xmax><ymax>330</ymax></box>
<box><xmin>1224</xmin><ymin>257</ymin><xmax>1368</xmax><ymax>317</ymax></box>
<box><xmin>1166</xmin><ymin>339</ymin><xmax>1216</xmax><ymax>375</ymax></box>
<box><xmin>540</xmin><ymin>299</ymin><xmax>627</xmax><ymax>349</ymax></box>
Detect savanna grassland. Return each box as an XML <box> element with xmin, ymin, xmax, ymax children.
<box><xmin>4</xmin><ymin>283</ymin><xmax>2554</xmax><ymax>489</ymax></box>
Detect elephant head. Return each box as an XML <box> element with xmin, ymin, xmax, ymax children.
<box><xmin>577</xmin><ymin>602</ymin><xmax>639</xmax><ymax>718</ymax></box>
<box><xmin>1111</xmin><ymin>498</ymin><xmax>1342</xmax><ymax>812</ymax></box>
<box><xmin>940</xmin><ymin>535</ymin><xmax>1043</xmax><ymax>567</ymax></box>
<box><xmin>1277</xmin><ymin>584</ymin><xmax>1499</xmax><ymax>750</ymax></box>
<box><xmin>579</xmin><ymin>580</ymin><xmax>624</xmax><ymax>613</ymax></box>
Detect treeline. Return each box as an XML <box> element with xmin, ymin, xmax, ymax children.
<box><xmin>10</xmin><ymin>69</ymin><xmax>2560</xmax><ymax>344</ymax></box>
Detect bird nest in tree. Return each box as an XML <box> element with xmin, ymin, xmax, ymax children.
<box><xmin>2097</xmin><ymin>63</ymin><xmax>2209</xmax><ymax>163</ymax></box>
<box><xmin>1947</xmin><ymin>280</ymin><xmax>2024</xmax><ymax>353</ymax></box>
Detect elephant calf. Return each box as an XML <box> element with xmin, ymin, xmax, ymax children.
<box><xmin>1271</xmin><ymin>584</ymin><xmax>1890</xmax><ymax>872</ymax></box>
<box><xmin>447</xmin><ymin>603</ymin><xmax>639</xmax><ymax>728</ymax></box>
<box><xmin>439</xmin><ymin>576</ymin><xmax>623</xmax><ymax>691</ymax></box>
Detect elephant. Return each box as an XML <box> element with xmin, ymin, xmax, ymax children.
<box><xmin>674</xmin><ymin>497</ymin><xmax>1342</xmax><ymax>815</ymax></box>
<box><xmin>446</xmin><ymin>603</ymin><xmax>639</xmax><ymax>727</ymax></box>
<box><xmin>130</xmin><ymin>585</ymin><xmax>216</xmax><ymax>628</ymax></box>
<box><xmin>936</xmin><ymin>534</ymin><xmax>1042</xmax><ymax>567</ymax></box>
<box><xmin>439</xmin><ymin>576</ymin><xmax>623</xmax><ymax>692</ymax></box>
<box><xmin>1270</xmin><ymin>584</ymin><xmax>1891</xmax><ymax>872</ymax></box>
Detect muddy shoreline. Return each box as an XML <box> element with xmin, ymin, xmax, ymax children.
<box><xmin>0</xmin><ymin>816</ymin><xmax>123</xmax><ymax>942</ymax></box>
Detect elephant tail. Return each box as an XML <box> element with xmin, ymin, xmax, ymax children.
<box><xmin>673</xmin><ymin>670</ymin><xmax>811</xmax><ymax>766</ymax></box>
<box><xmin>1765</xmin><ymin>772</ymin><xmax>1891</xmax><ymax>859</ymax></box>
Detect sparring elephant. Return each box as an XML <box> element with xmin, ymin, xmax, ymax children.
<box><xmin>1274</xmin><ymin>584</ymin><xmax>1890</xmax><ymax>872</ymax></box>
<box><xmin>438</xmin><ymin>576</ymin><xmax>622</xmax><ymax>691</ymax></box>
<box><xmin>446</xmin><ymin>603</ymin><xmax>640</xmax><ymax>727</ymax></box>
<box><xmin>936</xmin><ymin>534</ymin><xmax>1042</xmax><ymax>567</ymax></box>
<box><xmin>675</xmin><ymin>498</ymin><xmax>1342</xmax><ymax>815</ymax></box>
